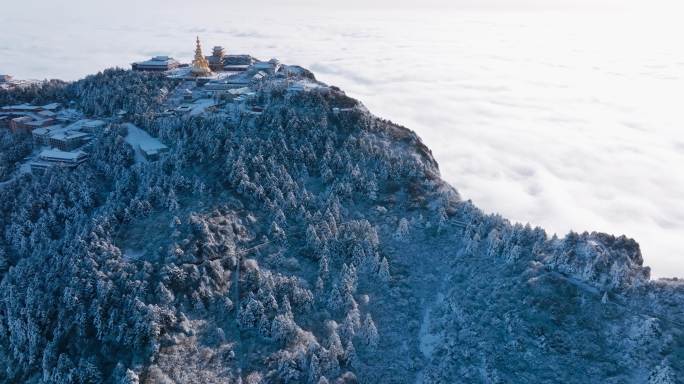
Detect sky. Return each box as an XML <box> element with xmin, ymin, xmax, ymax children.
<box><xmin>1</xmin><ymin>1</ymin><xmax>683</xmax><ymax>277</ymax></box>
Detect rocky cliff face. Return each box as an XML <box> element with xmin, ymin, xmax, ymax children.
<box><xmin>0</xmin><ymin>66</ymin><xmax>681</xmax><ymax>384</ymax></box>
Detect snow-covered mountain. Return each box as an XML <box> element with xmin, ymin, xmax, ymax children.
<box><xmin>0</xmin><ymin>65</ymin><xmax>681</xmax><ymax>384</ymax></box>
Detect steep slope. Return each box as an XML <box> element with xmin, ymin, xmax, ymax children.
<box><xmin>0</xmin><ymin>67</ymin><xmax>681</xmax><ymax>384</ymax></box>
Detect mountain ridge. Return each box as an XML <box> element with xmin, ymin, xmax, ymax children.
<box><xmin>0</xmin><ymin>64</ymin><xmax>681</xmax><ymax>384</ymax></box>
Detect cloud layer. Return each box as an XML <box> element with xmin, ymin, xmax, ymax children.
<box><xmin>1</xmin><ymin>3</ymin><xmax>683</xmax><ymax>277</ymax></box>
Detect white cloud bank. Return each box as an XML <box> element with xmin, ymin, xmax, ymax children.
<box><xmin>1</xmin><ymin>2</ymin><xmax>683</xmax><ymax>277</ymax></box>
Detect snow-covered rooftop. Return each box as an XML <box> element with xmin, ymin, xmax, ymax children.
<box><xmin>31</xmin><ymin>124</ymin><xmax>64</xmax><ymax>136</ymax></box>
<box><xmin>123</xmin><ymin>123</ymin><xmax>168</xmax><ymax>162</ymax></box>
<box><xmin>65</xmin><ymin>119</ymin><xmax>106</xmax><ymax>131</ymax></box>
<box><xmin>134</xmin><ymin>56</ymin><xmax>180</xmax><ymax>67</ymax></box>
<box><xmin>1</xmin><ymin>103</ymin><xmax>41</xmax><ymax>112</ymax></box>
<box><xmin>50</xmin><ymin>130</ymin><xmax>89</xmax><ymax>140</ymax></box>
<box><xmin>39</xmin><ymin>149</ymin><xmax>87</xmax><ymax>161</ymax></box>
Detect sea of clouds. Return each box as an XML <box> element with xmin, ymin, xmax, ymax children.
<box><xmin>1</xmin><ymin>1</ymin><xmax>683</xmax><ymax>277</ymax></box>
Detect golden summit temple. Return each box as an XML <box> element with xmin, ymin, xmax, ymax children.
<box><xmin>132</xmin><ymin>36</ymin><xmax>266</xmax><ymax>76</ymax></box>
<box><xmin>190</xmin><ymin>37</ymin><xmax>212</xmax><ymax>77</ymax></box>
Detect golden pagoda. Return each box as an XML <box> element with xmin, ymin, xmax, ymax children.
<box><xmin>191</xmin><ymin>36</ymin><xmax>212</xmax><ymax>77</ymax></box>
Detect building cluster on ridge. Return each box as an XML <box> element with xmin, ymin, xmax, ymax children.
<box><xmin>131</xmin><ymin>36</ymin><xmax>275</xmax><ymax>77</ymax></box>
<box><xmin>130</xmin><ymin>36</ymin><xmax>302</xmax><ymax>119</ymax></box>
<box><xmin>0</xmin><ymin>37</ymin><xmax>350</xmax><ymax>176</ymax></box>
<box><xmin>0</xmin><ymin>74</ymin><xmax>42</xmax><ymax>91</ymax></box>
<box><xmin>0</xmin><ymin>103</ymin><xmax>105</xmax><ymax>173</ymax></box>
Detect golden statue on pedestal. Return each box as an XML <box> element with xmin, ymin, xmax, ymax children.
<box><xmin>191</xmin><ymin>36</ymin><xmax>212</xmax><ymax>77</ymax></box>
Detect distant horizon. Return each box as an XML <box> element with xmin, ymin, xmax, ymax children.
<box><xmin>4</xmin><ymin>0</ymin><xmax>680</xmax><ymax>12</ymax></box>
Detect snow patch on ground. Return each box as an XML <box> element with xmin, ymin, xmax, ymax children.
<box><xmin>190</xmin><ymin>98</ymin><xmax>216</xmax><ymax>116</ymax></box>
<box><xmin>0</xmin><ymin>146</ymin><xmax>47</xmax><ymax>186</ymax></box>
<box><xmin>123</xmin><ymin>248</ymin><xmax>144</xmax><ymax>261</ymax></box>
<box><xmin>18</xmin><ymin>161</ymin><xmax>32</xmax><ymax>174</ymax></box>
<box><xmin>419</xmin><ymin>292</ymin><xmax>444</xmax><ymax>358</ymax></box>
<box><xmin>416</xmin><ymin>292</ymin><xmax>445</xmax><ymax>384</ymax></box>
